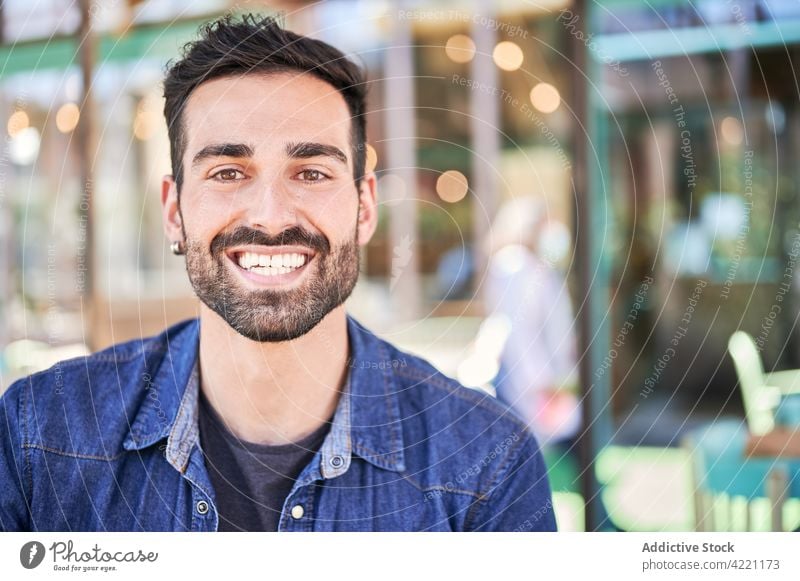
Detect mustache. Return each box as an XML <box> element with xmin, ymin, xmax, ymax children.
<box><xmin>210</xmin><ymin>226</ymin><xmax>330</xmax><ymax>255</ymax></box>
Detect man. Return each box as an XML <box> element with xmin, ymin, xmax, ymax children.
<box><xmin>0</xmin><ymin>14</ymin><xmax>555</xmax><ymax>532</ymax></box>
<box><xmin>485</xmin><ymin>196</ymin><xmax>580</xmax><ymax>448</ymax></box>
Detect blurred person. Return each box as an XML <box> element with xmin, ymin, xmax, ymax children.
<box><xmin>0</xmin><ymin>15</ymin><xmax>555</xmax><ymax>532</ymax></box>
<box><xmin>485</xmin><ymin>196</ymin><xmax>580</xmax><ymax>448</ymax></box>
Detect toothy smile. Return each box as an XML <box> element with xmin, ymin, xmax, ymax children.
<box><xmin>232</xmin><ymin>250</ymin><xmax>311</xmax><ymax>276</ymax></box>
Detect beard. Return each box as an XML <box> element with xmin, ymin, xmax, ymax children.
<box><xmin>183</xmin><ymin>224</ymin><xmax>360</xmax><ymax>342</ymax></box>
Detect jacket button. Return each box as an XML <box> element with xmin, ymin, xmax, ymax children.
<box><xmin>330</xmin><ymin>455</ymin><xmax>344</xmax><ymax>468</ymax></box>
<box><xmin>196</xmin><ymin>500</ymin><xmax>209</xmax><ymax>515</ymax></box>
<box><xmin>291</xmin><ymin>505</ymin><xmax>305</xmax><ymax>519</ymax></box>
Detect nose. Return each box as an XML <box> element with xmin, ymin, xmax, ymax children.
<box><xmin>248</xmin><ymin>178</ymin><xmax>298</xmax><ymax>236</ymax></box>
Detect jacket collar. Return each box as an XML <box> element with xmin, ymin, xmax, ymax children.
<box><xmin>122</xmin><ymin>315</ymin><xmax>406</xmax><ymax>474</ymax></box>
<box><xmin>344</xmin><ymin>315</ymin><xmax>406</xmax><ymax>472</ymax></box>
<box><xmin>122</xmin><ymin>318</ymin><xmax>199</xmax><ymax>458</ymax></box>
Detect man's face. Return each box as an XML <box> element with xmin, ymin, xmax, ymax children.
<box><xmin>161</xmin><ymin>72</ymin><xmax>377</xmax><ymax>342</ymax></box>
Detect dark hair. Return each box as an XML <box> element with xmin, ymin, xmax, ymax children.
<box><xmin>163</xmin><ymin>13</ymin><xmax>368</xmax><ymax>192</ymax></box>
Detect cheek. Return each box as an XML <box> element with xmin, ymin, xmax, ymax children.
<box><xmin>318</xmin><ymin>203</ymin><xmax>359</xmax><ymax>243</ymax></box>
<box><xmin>181</xmin><ymin>192</ymin><xmax>241</xmax><ymax>239</ymax></box>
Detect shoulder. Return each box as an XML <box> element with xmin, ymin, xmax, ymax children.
<box><xmin>0</xmin><ymin>319</ymin><xmax>198</xmax><ymax>459</ymax></box>
<box><xmin>370</xmin><ymin>329</ymin><xmax>543</xmax><ymax>497</ymax></box>
<box><xmin>388</xmin><ymin>339</ymin><xmax>527</xmax><ymax>437</ymax></box>
<box><xmin>373</xmin><ymin>334</ymin><xmax>555</xmax><ymax>530</ymax></box>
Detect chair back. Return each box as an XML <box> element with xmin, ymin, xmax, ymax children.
<box><xmin>728</xmin><ymin>331</ymin><xmax>779</xmax><ymax>435</ymax></box>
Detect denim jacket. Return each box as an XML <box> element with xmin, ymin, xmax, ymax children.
<box><xmin>0</xmin><ymin>316</ymin><xmax>556</xmax><ymax>531</ymax></box>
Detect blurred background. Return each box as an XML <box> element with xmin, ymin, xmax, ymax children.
<box><xmin>2</xmin><ymin>0</ymin><xmax>800</xmax><ymax>532</ymax></box>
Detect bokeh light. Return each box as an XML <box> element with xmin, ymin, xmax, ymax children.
<box><xmin>55</xmin><ymin>103</ymin><xmax>80</xmax><ymax>133</ymax></box>
<box><xmin>445</xmin><ymin>34</ymin><xmax>476</xmax><ymax>64</ymax></box>
<box><xmin>530</xmin><ymin>83</ymin><xmax>561</xmax><ymax>114</ymax></box>
<box><xmin>7</xmin><ymin>110</ymin><xmax>29</xmax><ymax>137</ymax></box>
<box><xmin>436</xmin><ymin>170</ymin><xmax>469</xmax><ymax>203</ymax></box>
<box><xmin>493</xmin><ymin>41</ymin><xmax>524</xmax><ymax>71</ymax></box>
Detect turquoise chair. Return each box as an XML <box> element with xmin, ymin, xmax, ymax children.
<box><xmin>684</xmin><ymin>420</ymin><xmax>800</xmax><ymax>531</ymax></box>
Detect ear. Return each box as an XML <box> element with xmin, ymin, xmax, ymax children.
<box><xmin>161</xmin><ymin>175</ymin><xmax>184</xmax><ymax>244</ymax></box>
<box><xmin>356</xmin><ymin>171</ymin><xmax>378</xmax><ymax>246</ymax></box>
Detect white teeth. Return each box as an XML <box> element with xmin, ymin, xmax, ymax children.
<box><xmin>237</xmin><ymin>252</ymin><xmax>259</xmax><ymax>270</ymax></box>
<box><xmin>236</xmin><ymin>251</ymin><xmax>309</xmax><ymax>275</ymax></box>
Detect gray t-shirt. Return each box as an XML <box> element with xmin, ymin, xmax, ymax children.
<box><xmin>198</xmin><ymin>389</ymin><xmax>332</xmax><ymax>531</ymax></box>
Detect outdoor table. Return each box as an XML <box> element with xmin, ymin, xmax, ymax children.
<box><xmin>746</xmin><ymin>427</ymin><xmax>800</xmax><ymax>459</ymax></box>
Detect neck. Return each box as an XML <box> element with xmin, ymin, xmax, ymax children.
<box><xmin>198</xmin><ymin>305</ymin><xmax>350</xmax><ymax>445</ymax></box>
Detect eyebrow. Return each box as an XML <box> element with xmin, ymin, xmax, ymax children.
<box><xmin>190</xmin><ymin>141</ymin><xmax>349</xmax><ymax>169</ymax></box>
<box><xmin>191</xmin><ymin>143</ymin><xmax>254</xmax><ymax>167</ymax></box>
<box><xmin>285</xmin><ymin>141</ymin><xmax>348</xmax><ymax>167</ymax></box>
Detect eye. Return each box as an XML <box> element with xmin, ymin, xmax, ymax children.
<box><xmin>297</xmin><ymin>169</ymin><xmax>330</xmax><ymax>183</ymax></box>
<box><xmin>210</xmin><ymin>168</ymin><xmax>245</xmax><ymax>182</ymax></box>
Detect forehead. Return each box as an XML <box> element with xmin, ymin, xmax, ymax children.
<box><xmin>182</xmin><ymin>71</ymin><xmax>353</xmax><ymax>156</ymax></box>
